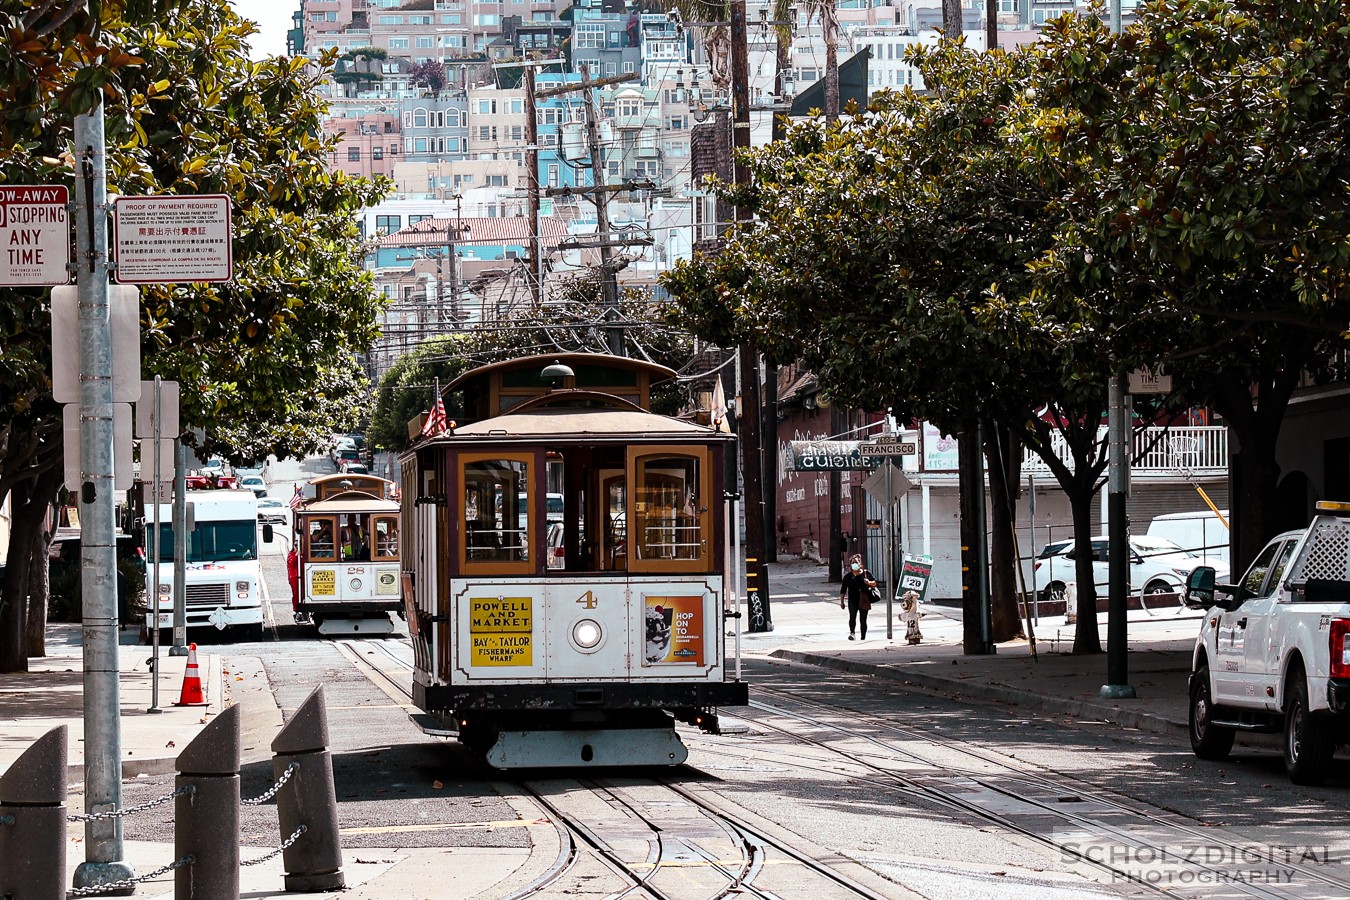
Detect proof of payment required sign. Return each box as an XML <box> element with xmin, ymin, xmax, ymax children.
<box><xmin>470</xmin><ymin>596</ymin><xmax>533</xmax><ymax>666</ymax></box>
<box><xmin>0</xmin><ymin>185</ymin><xmax>69</xmax><ymax>286</ymax></box>
<box><xmin>114</xmin><ymin>194</ymin><xmax>233</xmax><ymax>283</ymax></box>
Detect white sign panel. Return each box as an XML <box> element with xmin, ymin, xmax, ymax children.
<box><xmin>50</xmin><ymin>285</ymin><xmax>142</xmax><ymax>404</ymax></box>
<box><xmin>0</xmin><ymin>185</ymin><xmax>69</xmax><ymax>286</ymax></box>
<box><xmin>113</xmin><ymin>194</ymin><xmax>233</xmax><ymax>283</ymax></box>
<box><xmin>1128</xmin><ymin>367</ymin><xmax>1173</xmax><ymax>394</ymax></box>
<box><xmin>135</xmin><ymin>380</ymin><xmax>181</xmax><ymax>439</ymax></box>
<box><xmin>63</xmin><ymin>402</ymin><xmax>134</xmax><ymax>492</ymax></box>
<box><xmin>921</xmin><ymin>422</ymin><xmax>960</xmax><ymax>473</ymax></box>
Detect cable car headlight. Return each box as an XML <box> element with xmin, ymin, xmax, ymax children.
<box><xmin>572</xmin><ymin>618</ymin><xmax>603</xmax><ymax>650</ymax></box>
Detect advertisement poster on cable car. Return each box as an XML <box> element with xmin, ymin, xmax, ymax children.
<box><xmin>643</xmin><ymin>595</ymin><xmax>704</xmax><ymax>666</ymax></box>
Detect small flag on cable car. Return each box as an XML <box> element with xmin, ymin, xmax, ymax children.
<box><xmin>422</xmin><ymin>381</ymin><xmax>448</xmax><ymax>438</ymax></box>
<box><xmin>288</xmin><ymin>485</ymin><xmax>305</xmax><ymax>510</ymax></box>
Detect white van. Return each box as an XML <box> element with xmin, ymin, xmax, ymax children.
<box><xmin>145</xmin><ymin>489</ymin><xmax>272</xmax><ymax>638</ymax></box>
<box><xmin>1147</xmin><ymin>509</ymin><xmax>1230</xmax><ymax>568</ymax></box>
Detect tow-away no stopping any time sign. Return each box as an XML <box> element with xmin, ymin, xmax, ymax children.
<box><xmin>0</xmin><ymin>185</ymin><xmax>70</xmax><ymax>286</ymax></box>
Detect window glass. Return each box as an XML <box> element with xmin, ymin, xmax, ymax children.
<box><xmin>307</xmin><ymin>518</ymin><xmax>337</xmax><ymax>561</ymax></box>
<box><xmin>634</xmin><ymin>456</ymin><xmax>702</xmax><ymax>561</ymax></box>
<box><xmin>374</xmin><ymin>517</ymin><xmax>399</xmax><ymax>558</ymax></box>
<box><xmin>1265</xmin><ymin>541</ymin><xmax>1296</xmax><ymax>597</ymax></box>
<box><xmin>339</xmin><ymin>514</ymin><xmax>372</xmax><ymax>562</ymax></box>
<box><xmin>464</xmin><ymin>458</ymin><xmax>529</xmax><ymax>562</ymax></box>
<box><xmin>1241</xmin><ymin>541</ymin><xmax>1282</xmax><ymax>595</ymax></box>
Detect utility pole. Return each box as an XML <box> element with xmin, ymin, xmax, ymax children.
<box><xmin>581</xmin><ymin>63</ymin><xmax>618</xmax><ymax>319</ymax></box>
<box><xmin>71</xmin><ymin>100</ymin><xmax>136</xmax><ymax>893</ymax></box>
<box><xmin>1100</xmin><ymin>0</ymin><xmax>1134</xmax><ymax>699</ymax></box>
<box><xmin>729</xmin><ymin>0</ymin><xmax>771</xmax><ymax>629</ymax></box>
<box><xmin>536</xmin><ymin>66</ymin><xmax>640</xmax><ymax>355</ymax></box>
<box><xmin>524</xmin><ymin>65</ymin><xmax>542</xmax><ymax>306</ymax></box>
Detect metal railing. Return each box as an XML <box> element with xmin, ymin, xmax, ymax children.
<box><xmin>1022</xmin><ymin>425</ymin><xmax>1227</xmax><ymax>476</ymax></box>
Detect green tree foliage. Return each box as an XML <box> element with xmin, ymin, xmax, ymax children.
<box><xmin>665</xmin><ymin>1</ymin><xmax>1350</xmax><ymax>646</ymax></box>
<box><xmin>1028</xmin><ymin>0</ymin><xmax>1350</xmax><ymax>564</ymax></box>
<box><xmin>664</xmin><ymin>39</ymin><xmax>1130</xmax><ymax>649</ymax></box>
<box><xmin>0</xmin><ymin>0</ymin><xmax>388</xmax><ymax>669</ymax></box>
<box><xmin>369</xmin><ymin>282</ymin><xmax>693</xmax><ymax>451</ymax></box>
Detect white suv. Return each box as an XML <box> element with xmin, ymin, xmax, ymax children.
<box><xmin>1033</xmin><ymin>535</ymin><xmax>1229</xmax><ymax>611</ymax></box>
<box><xmin>1185</xmin><ymin>502</ymin><xmax>1350</xmax><ymax>784</ymax></box>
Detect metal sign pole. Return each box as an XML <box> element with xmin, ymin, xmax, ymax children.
<box><xmin>884</xmin><ymin>460</ymin><xmax>893</xmax><ymax>640</ymax></box>
<box><xmin>149</xmin><ymin>376</ymin><xmax>163</xmax><ymax>713</ymax></box>
<box><xmin>71</xmin><ymin>98</ymin><xmax>136</xmax><ymax>894</ymax></box>
<box><xmin>171</xmin><ymin>438</ymin><xmax>188</xmax><ymax>655</ymax></box>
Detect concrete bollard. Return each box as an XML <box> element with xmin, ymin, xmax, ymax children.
<box><xmin>176</xmin><ymin>704</ymin><xmax>241</xmax><ymax>900</ymax></box>
<box><xmin>271</xmin><ymin>685</ymin><xmax>344</xmax><ymax>891</ymax></box>
<box><xmin>1064</xmin><ymin>581</ymin><xmax>1078</xmax><ymax>625</ymax></box>
<box><xmin>0</xmin><ymin>725</ymin><xmax>68</xmax><ymax>900</ymax></box>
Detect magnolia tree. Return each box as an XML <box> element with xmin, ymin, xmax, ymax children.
<box><xmin>0</xmin><ymin>0</ymin><xmax>388</xmax><ymax>670</ymax></box>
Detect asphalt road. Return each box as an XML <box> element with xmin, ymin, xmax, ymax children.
<box><xmin>115</xmin><ymin>457</ymin><xmax>1350</xmax><ymax>898</ymax></box>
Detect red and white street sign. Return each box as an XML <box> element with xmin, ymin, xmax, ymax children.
<box><xmin>0</xmin><ymin>185</ymin><xmax>70</xmax><ymax>286</ymax></box>
<box><xmin>113</xmin><ymin>194</ymin><xmax>233</xmax><ymax>283</ymax></box>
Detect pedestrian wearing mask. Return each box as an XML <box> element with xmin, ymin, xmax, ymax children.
<box><xmin>839</xmin><ymin>553</ymin><xmax>878</xmax><ymax>641</ymax></box>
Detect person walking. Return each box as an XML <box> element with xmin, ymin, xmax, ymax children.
<box><xmin>839</xmin><ymin>553</ymin><xmax>878</xmax><ymax>641</ymax></box>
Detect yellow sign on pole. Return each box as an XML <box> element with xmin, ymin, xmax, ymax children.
<box><xmin>470</xmin><ymin>596</ymin><xmax>532</xmax><ymax>666</ymax></box>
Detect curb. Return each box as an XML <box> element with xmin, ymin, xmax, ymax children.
<box><xmin>768</xmin><ymin>648</ymin><xmax>1189</xmax><ymax>738</ymax></box>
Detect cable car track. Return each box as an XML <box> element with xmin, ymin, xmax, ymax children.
<box><xmin>729</xmin><ymin>686</ymin><xmax>1350</xmax><ymax>899</ymax></box>
<box><xmin>338</xmin><ymin>637</ymin><xmax>893</xmax><ymax>898</ymax></box>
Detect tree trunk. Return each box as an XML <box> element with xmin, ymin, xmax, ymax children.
<box><xmin>0</xmin><ymin>484</ymin><xmax>46</xmax><ymax>673</ymax></box>
<box><xmin>1069</xmin><ymin>484</ymin><xmax>1102</xmax><ymax>654</ymax></box>
<box><xmin>985</xmin><ymin>422</ymin><xmax>1023</xmax><ymax>641</ymax></box>
<box><xmin>823</xmin><ymin>5</ymin><xmax>839</xmax><ymax>122</ymax></box>
<box><xmin>24</xmin><ymin>468</ymin><xmax>60</xmax><ymax>658</ymax></box>
<box><xmin>1207</xmin><ymin>359</ymin><xmax>1303</xmax><ymax>572</ymax></box>
<box><xmin>942</xmin><ymin>0</ymin><xmax>963</xmax><ymax>36</ymax></box>
<box><xmin>959</xmin><ymin>421</ymin><xmax>991</xmax><ymax>653</ymax></box>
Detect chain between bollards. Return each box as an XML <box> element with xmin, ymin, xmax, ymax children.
<box><xmin>65</xmin><ymin>855</ymin><xmax>194</xmax><ymax>898</ymax></box>
<box><xmin>241</xmin><ymin>825</ymin><xmax>308</xmax><ymax>867</ymax></box>
<box><xmin>242</xmin><ymin>762</ymin><xmax>299</xmax><ymax>806</ymax></box>
<box><xmin>67</xmin><ymin>786</ymin><xmax>193</xmax><ymax>822</ymax></box>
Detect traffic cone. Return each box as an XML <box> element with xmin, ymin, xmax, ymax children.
<box><xmin>175</xmin><ymin>642</ymin><xmax>208</xmax><ymax>707</ymax></box>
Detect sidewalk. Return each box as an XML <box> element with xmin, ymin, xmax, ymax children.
<box><xmin>751</xmin><ymin>556</ymin><xmax>1196</xmax><ymax>737</ymax></box>
<box><xmin>0</xmin><ymin>561</ymin><xmax>1203</xmax><ymax>898</ymax></box>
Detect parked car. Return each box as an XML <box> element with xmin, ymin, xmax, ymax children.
<box><xmin>238</xmin><ymin>474</ymin><xmax>268</xmax><ymax>498</ymax></box>
<box><xmin>256</xmin><ymin>497</ymin><xmax>290</xmax><ymax>526</ymax></box>
<box><xmin>1184</xmin><ymin>500</ymin><xmax>1350</xmax><ymax>784</ymax></box>
<box><xmin>1033</xmin><ymin>534</ymin><xmax>1230</xmax><ymax>612</ymax></box>
<box><xmin>199</xmin><ymin>457</ymin><xmax>226</xmax><ymax>478</ymax></box>
<box><xmin>1147</xmin><ymin>509</ymin><xmax>1230</xmax><ymax>568</ymax></box>
<box><xmin>340</xmin><ymin>462</ymin><xmax>369</xmax><ymax>475</ymax></box>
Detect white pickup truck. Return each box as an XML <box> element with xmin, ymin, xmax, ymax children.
<box><xmin>1184</xmin><ymin>501</ymin><xmax>1350</xmax><ymax>784</ymax></box>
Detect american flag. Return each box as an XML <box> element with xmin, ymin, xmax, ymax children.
<box><xmin>421</xmin><ymin>382</ymin><xmax>448</xmax><ymax>438</ymax></box>
<box><xmin>288</xmin><ymin>485</ymin><xmax>305</xmax><ymax>510</ymax></box>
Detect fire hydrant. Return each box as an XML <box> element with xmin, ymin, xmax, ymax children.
<box><xmin>900</xmin><ymin>590</ymin><xmax>923</xmax><ymax>645</ymax></box>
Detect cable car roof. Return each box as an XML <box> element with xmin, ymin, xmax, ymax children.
<box><xmin>449</xmin><ymin>406</ymin><xmax>715</xmax><ymax>439</ymax></box>
<box><xmin>298</xmin><ymin>495</ymin><xmax>399</xmax><ymax>513</ymax></box>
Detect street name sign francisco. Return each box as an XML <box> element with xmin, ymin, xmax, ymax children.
<box><xmin>858</xmin><ymin>439</ymin><xmax>917</xmax><ymax>458</ymax></box>
<box><xmin>0</xmin><ymin>185</ymin><xmax>69</xmax><ymax>286</ymax></box>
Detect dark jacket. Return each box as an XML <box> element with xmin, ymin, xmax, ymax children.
<box><xmin>840</xmin><ymin>568</ymin><xmax>876</xmax><ymax>604</ymax></box>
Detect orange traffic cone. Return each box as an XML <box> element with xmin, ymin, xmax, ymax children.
<box><xmin>175</xmin><ymin>642</ymin><xmax>208</xmax><ymax>707</ymax></box>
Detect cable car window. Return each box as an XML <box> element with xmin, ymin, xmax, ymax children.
<box><xmin>629</xmin><ymin>449</ymin><xmax>709</xmax><ymax>572</ymax></box>
<box><xmin>374</xmin><ymin>516</ymin><xmax>399</xmax><ymax>559</ymax></box>
<box><xmin>307</xmin><ymin>518</ymin><xmax>337</xmax><ymax>561</ymax></box>
<box><xmin>340</xmin><ymin>514</ymin><xmax>371</xmax><ymax>562</ymax></box>
<box><xmin>463</xmin><ymin>456</ymin><xmax>531</xmax><ymax>566</ymax></box>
